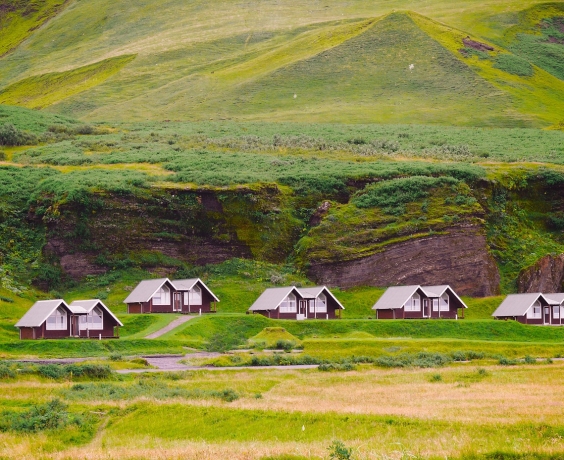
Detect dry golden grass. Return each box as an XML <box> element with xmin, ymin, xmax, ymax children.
<box><xmin>228</xmin><ymin>364</ymin><xmax>564</xmax><ymax>424</ymax></box>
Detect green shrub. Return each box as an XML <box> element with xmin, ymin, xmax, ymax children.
<box><xmin>0</xmin><ymin>363</ymin><xmax>15</xmax><ymax>379</ymax></box>
<box><xmin>493</xmin><ymin>54</ymin><xmax>534</xmax><ymax>77</ymax></box>
<box><xmin>328</xmin><ymin>440</ymin><xmax>353</xmax><ymax>460</ymax></box>
<box><xmin>524</xmin><ymin>355</ymin><xmax>536</xmax><ymax>364</ymax></box>
<box><xmin>0</xmin><ymin>399</ymin><xmax>80</xmax><ymax>433</ymax></box>
<box><xmin>275</xmin><ymin>339</ymin><xmax>295</xmax><ymax>352</ymax></box>
<box><xmin>38</xmin><ymin>364</ymin><xmax>112</xmax><ymax>380</ymax></box>
<box><xmin>0</xmin><ymin>123</ymin><xmax>37</xmax><ymax>146</ymax></box>
<box><xmin>109</xmin><ymin>353</ymin><xmax>123</xmax><ymax>361</ymax></box>
<box><xmin>353</xmin><ymin>176</ymin><xmax>459</xmax><ymax>213</ymax></box>
<box><xmin>498</xmin><ymin>357</ymin><xmax>518</xmax><ymax>366</ymax></box>
<box><xmin>319</xmin><ymin>362</ymin><xmax>356</xmax><ymax>372</ymax></box>
<box><xmin>375</xmin><ymin>352</ymin><xmax>451</xmax><ymax>368</ymax></box>
<box><xmin>430</xmin><ymin>373</ymin><xmax>442</xmax><ymax>382</ymax></box>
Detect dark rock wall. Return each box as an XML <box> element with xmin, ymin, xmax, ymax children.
<box><xmin>518</xmin><ymin>254</ymin><xmax>564</xmax><ymax>293</ymax></box>
<box><xmin>307</xmin><ymin>225</ymin><xmax>500</xmax><ymax>297</ymax></box>
<box><xmin>43</xmin><ymin>186</ymin><xmax>299</xmax><ymax>280</ymax></box>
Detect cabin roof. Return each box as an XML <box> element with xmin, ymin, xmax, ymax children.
<box><xmin>299</xmin><ymin>286</ymin><xmax>345</xmax><ymax>310</ymax></box>
<box><xmin>543</xmin><ymin>293</ymin><xmax>564</xmax><ymax>305</ymax></box>
<box><xmin>248</xmin><ymin>286</ymin><xmax>300</xmax><ymax>311</ymax></box>
<box><xmin>372</xmin><ymin>285</ymin><xmax>467</xmax><ymax>310</ymax></box>
<box><xmin>372</xmin><ymin>285</ymin><xmax>421</xmax><ymax>310</ymax></box>
<box><xmin>15</xmin><ymin>300</ymin><xmax>69</xmax><ymax>328</ymax></box>
<box><xmin>69</xmin><ymin>300</ymin><xmax>123</xmax><ymax>326</ymax></box>
<box><xmin>123</xmin><ymin>278</ymin><xmax>172</xmax><ymax>304</ymax></box>
<box><xmin>492</xmin><ymin>293</ymin><xmax>546</xmax><ymax>317</ymax></box>
<box><xmin>423</xmin><ymin>285</ymin><xmax>467</xmax><ymax>309</ymax></box>
<box><xmin>172</xmin><ymin>278</ymin><xmax>220</xmax><ymax>302</ymax></box>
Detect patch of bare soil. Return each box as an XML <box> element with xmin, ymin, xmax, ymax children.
<box><xmin>462</xmin><ymin>37</ymin><xmax>494</xmax><ymax>52</ymax></box>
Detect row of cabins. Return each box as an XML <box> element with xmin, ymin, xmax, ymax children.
<box><xmin>15</xmin><ymin>282</ymin><xmax>564</xmax><ymax>340</ymax></box>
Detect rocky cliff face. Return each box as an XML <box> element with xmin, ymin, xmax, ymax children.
<box><xmin>42</xmin><ymin>186</ymin><xmax>300</xmax><ymax>280</ymax></box>
<box><xmin>517</xmin><ymin>254</ymin><xmax>564</xmax><ymax>293</ymax></box>
<box><xmin>307</xmin><ymin>224</ymin><xmax>500</xmax><ymax>297</ymax></box>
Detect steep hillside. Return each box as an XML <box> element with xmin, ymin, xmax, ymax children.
<box><xmin>1</xmin><ymin>1</ymin><xmax>563</xmax><ymax>125</ymax></box>
<box><xmin>0</xmin><ymin>0</ymin><xmax>68</xmax><ymax>56</ymax></box>
<box><xmin>2</xmin><ymin>106</ymin><xmax>564</xmax><ymax>300</ymax></box>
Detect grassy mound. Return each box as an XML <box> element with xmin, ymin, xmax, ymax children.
<box><xmin>248</xmin><ymin>327</ymin><xmax>302</xmax><ymax>348</ymax></box>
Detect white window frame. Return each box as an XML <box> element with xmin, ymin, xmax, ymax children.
<box><xmin>527</xmin><ymin>301</ymin><xmax>542</xmax><ymax>319</ymax></box>
<box><xmin>80</xmin><ymin>307</ymin><xmax>103</xmax><ymax>330</ymax></box>
<box><xmin>280</xmin><ymin>293</ymin><xmax>297</xmax><ymax>313</ymax></box>
<box><xmin>405</xmin><ymin>293</ymin><xmax>421</xmax><ymax>312</ymax></box>
<box><xmin>46</xmin><ymin>307</ymin><xmax>67</xmax><ymax>330</ymax></box>
<box><xmin>553</xmin><ymin>305</ymin><xmax>560</xmax><ymax>319</ymax></box>
<box><xmin>311</xmin><ymin>293</ymin><xmax>327</xmax><ymax>313</ymax></box>
<box><xmin>153</xmin><ymin>285</ymin><xmax>170</xmax><ymax>305</ymax></box>
<box><xmin>432</xmin><ymin>299</ymin><xmax>439</xmax><ymax>312</ymax></box>
<box><xmin>440</xmin><ymin>293</ymin><xmax>449</xmax><ymax>312</ymax></box>
<box><xmin>189</xmin><ymin>285</ymin><xmax>202</xmax><ymax>305</ymax></box>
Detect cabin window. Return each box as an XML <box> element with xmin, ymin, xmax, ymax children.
<box><xmin>153</xmin><ymin>285</ymin><xmax>170</xmax><ymax>305</ymax></box>
<box><xmin>46</xmin><ymin>307</ymin><xmax>67</xmax><ymax>330</ymax></box>
<box><xmin>280</xmin><ymin>293</ymin><xmax>297</xmax><ymax>313</ymax></box>
<box><xmin>527</xmin><ymin>301</ymin><xmax>542</xmax><ymax>319</ymax></box>
<box><xmin>190</xmin><ymin>286</ymin><xmax>202</xmax><ymax>305</ymax></box>
<box><xmin>310</xmin><ymin>293</ymin><xmax>327</xmax><ymax>313</ymax></box>
<box><xmin>440</xmin><ymin>294</ymin><xmax>449</xmax><ymax>311</ymax></box>
<box><xmin>553</xmin><ymin>306</ymin><xmax>560</xmax><ymax>319</ymax></box>
<box><xmin>80</xmin><ymin>307</ymin><xmax>103</xmax><ymax>330</ymax></box>
<box><xmin>405</xmin><ymin>293</ymin><xmax>421</xmax><ymax>312</ymax></box>
<box><xmin>183</xmin><ymin>286</ymin><xmax>202</xmax><ymax>305</ymax></box>
<box><xmin>432</xmin><ymin>299</ymin><xmax>439</xmax><ymax>311</ymax></box>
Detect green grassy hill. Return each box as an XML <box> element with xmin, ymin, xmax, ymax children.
<box><xmin>1</xmin><ymin>1</ymin><xmax>564</xmax><ymax>125</ymax></box>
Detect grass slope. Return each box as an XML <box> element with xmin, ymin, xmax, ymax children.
<box><xmin>0</xmin><ymin>55</ymin><xmax>135</xmax><ymax>109</ymax></box>
<box><xmin>0</xmin><ymin>1</ymin><xmax>561</xmax><ymax>124</ymax></box>
<box><xmin>0</xmin><ymin>0</ymin><xmax>68</xmax><ymax>56</ymax></box>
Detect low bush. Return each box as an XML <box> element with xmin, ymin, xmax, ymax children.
<box><xmin>353</xmin><ymin>176</ymin><xmax>459</xmax><ymax>214</ymax></box>
<box><xmin>498</xmin><ymin>357</ymin><xmax>518</xmax><ymax>366</ymax></box>
<box><xmin>62</xmin><ymin>381</ymin><xmax>239</xmax><ymax>402</ymax></box>
<box><xmin>38</xmin><ymin>364</ymin><xmax>112</xmax><ymax>380</ymax></box>
<box><xmin>0</xmin><ymin>363</ymin><xmax>15</xmax><ymax>379</ymax></box>
<box><xmin>328</xmin><ymin>440</ymin><xmax>354</xmax><ymax>460</ymax></box>
<box><xmin>375</xmin><ymin>352</ymin><xmax>452</xmax><ymax>368</ymax></box>
<box><xmin>275</xmin><ymin>339</ymin><xmax>296</xmax><ymax>352</ymax></box>
<box><xmin>0</xmin><ymin>123</ymin><xmax>37</xmax><ymax>146</ymax></box>
<box><xmin>319</xmin><ymin>362</ymin><xmax>356</xmax><ymax>372</ymax></box>
<box><xmin>0</xmin><ymin>399</ymin><xmax>83</xmax><ymax>433</ymax></box>
<box><xmin>493</xmin><ymin>54</ymin><xmax>534</xmax><ymax>77</ymax></box>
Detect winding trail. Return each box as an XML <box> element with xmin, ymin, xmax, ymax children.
<box><xmin>145</xmin><ymin>315</ymin><xmax>196</xmax><ymax>339</ymax></box>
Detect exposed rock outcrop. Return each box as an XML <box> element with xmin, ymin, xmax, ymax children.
<box><xmin>517</xmin><ymin>254</ymin><xmax>564</xmax><ymax>293</ymax></box>
<box><xmin>307</xmin><ymin>225</ymin><xmax>500</xmax><ymax>297</ymax></box>
<box><xmin>42</xmin><ymin>186</ymin><xmax>299</xmax><ymax>280</ymax></box>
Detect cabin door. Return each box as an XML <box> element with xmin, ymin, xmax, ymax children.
<box><xmin>544</xmin><ymin>306</ymin><xmax>551</xmax><ymax>324</ymax></box>
<box><xmin>71</xmin><ymin>316</ymin><xmax>79</xmax><ymax>337</ymax></box>
<box><xmin>173</xmin><ymin>292</ymin><xmax>182</xmax><ymax>312</ymax></box>
<box><xmin>297</xmin><ymin>300</ymin><xmax>307</xmax><ymax>320</ymax></box>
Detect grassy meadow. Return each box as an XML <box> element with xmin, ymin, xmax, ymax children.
<box><xmin>2</xmin><ymin>1</ymin><xmax>564</xmax><ymax>456</ymax></box>
<box><xmin>2</xmin><ymin>360</ymin><xmax>564</xmax><ymax>458</ymax></box>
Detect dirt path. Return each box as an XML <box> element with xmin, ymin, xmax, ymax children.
<box><xmin>145</xmin><ymin>315</ymin><xmax>196</xmax><ymax>339</ymax></box>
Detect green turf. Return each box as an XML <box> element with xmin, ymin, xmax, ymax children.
<box><xmin>1</xmin><ymin>1</ymin><xmax>563</xmax><ymax>124</ymax></box>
